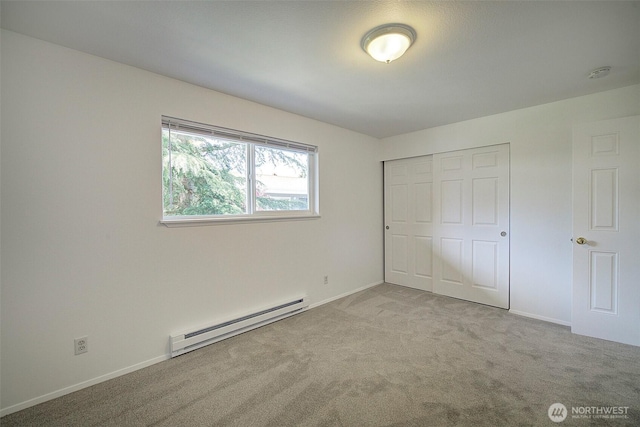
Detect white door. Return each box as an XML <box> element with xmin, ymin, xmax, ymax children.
<box><xmin>432</xmin><ymin>144</ymin><xmax>510</xmax><ymax>309</ymax></box>
<box><xmin>572</xmin><ymin>116</ymin><xmax>640</xmax><ymax>346</ymax></box>
<box><xmin>384</xmin><ymin>157</ymin><xmax>434</xmax><ymax>291</ymax></box>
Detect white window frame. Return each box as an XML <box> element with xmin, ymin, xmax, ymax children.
<box><xmin>160</xmin><ymin>116</ymin><xmax>319</xmax><ymax>226</ymax></box>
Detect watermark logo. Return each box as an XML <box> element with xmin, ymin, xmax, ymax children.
<box><xmin>548</xmin><ymin>403</ymin><xmax>630</xmax><ymax>422</ymax></box>
<box><xmin>548</xmin><ymin>403</ymin><xmax>568</xmax><ymax>423</ymax></box>
<box><xmin>571</xmin><ymin>405</ymin><xmax>629</xmax><ymax>420</ymax></box>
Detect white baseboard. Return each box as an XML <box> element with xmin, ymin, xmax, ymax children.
<box><xmin>509</xmin><ymin>309</ymin><xmax>571</xmax><ymax>327</ymax></box>
<box><xmin>0</xmin><ymin>354</ymin><xmax>170</xmax><ymax>418</ymax></box>
<box><xmin>1</xmin><ymin>280</ymin><xmax>385</xmax><ymax>418</ymax></box>
<box><xmin>308</xmin><ymin>280</ymin><xmax>384</xmax><ymax>310</ymax></box>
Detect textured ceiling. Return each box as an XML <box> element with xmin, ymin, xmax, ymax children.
<box><xmin>2</xmin><ymin>1</ymin><xmax>639</xmax><ymax>138</ymax></box>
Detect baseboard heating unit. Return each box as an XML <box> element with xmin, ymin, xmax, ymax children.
<box><xmin>170</xmin><ymin>296</ymin><xmax>308</xmax><ymax>357</ymax></box>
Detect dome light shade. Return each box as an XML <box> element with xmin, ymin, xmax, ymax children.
<box><xmin>361</xmin><ymin>24</ymin><xmax>416</xmax><ymax>63</ymax></box>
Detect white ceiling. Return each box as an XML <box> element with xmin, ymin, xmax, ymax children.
<box><xmin>2</xmin><ymin>1</ymin><xmax>639</xmax><ymax>138</ymax></box>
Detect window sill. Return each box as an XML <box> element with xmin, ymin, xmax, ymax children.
<box><xmin>160</xmin><ymin>213</ymin><xmax>321</xmax><ymax>227</ymax></box>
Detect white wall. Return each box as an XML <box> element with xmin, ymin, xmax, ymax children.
<box><xmin>381</xmin><ymin>84</ymin><xmax>640</xmax><ymax>325</ymax></box>
<box><xmin>0</xmin><ymin>31</ymin><xmax>383</xmax><ymax>414</ymax></box>
<box><xmin>2</xmin><ymin>28</ymin><xmax>638</xmax><ymax>416</ymax></box>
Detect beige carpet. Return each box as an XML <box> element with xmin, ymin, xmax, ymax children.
<box><xmin>3</xmin><ymin>283</ymin><xmax>639</xmax><ymax>426</ymax></box>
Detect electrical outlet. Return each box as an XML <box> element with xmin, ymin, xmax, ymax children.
<box><xmin>324</xmin><ymin>275</ymin><xmax>329</xmax><ymax>285</ymax></box>
<box><xmin>75</xmin><ymin>336</ymin><xmax>88</xmax><ymax>355</ymax></box>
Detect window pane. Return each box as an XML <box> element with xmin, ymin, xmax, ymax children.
<box><xmin>163</xmin><ymin>128</ymin><xmax>247</xmax><ymax>216</ymax></box>
<box><xmin>255</xmin><ymin>146</ymin><xmax>309</xmax><ymax>211</ymax></box>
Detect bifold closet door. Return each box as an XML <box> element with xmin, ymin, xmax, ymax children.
<box><xmin>384</xmin><ymin>156</ymin><xmax>434</xmax><ymax>292</ymax></box>
<box><xmin>432</xmin><ymin>144</ymin><xmax>510</xmax><ymax>309</ymax></box>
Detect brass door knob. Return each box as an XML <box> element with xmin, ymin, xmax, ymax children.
<box><xmin>575</xmin><ymin>237</ymin><xmax>587</xmax><ymax>245</ymax></box>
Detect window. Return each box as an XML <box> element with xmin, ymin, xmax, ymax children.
<box><xmin>162</xmin><ymin>116</ymin><xmax>318</xmax><ymax>224</ymax></box>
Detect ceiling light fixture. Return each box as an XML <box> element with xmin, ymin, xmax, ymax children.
<box><xmin>361</xmin><ymin>23</ymin><xmax>416</xmax><ymax>64</ymax></box>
